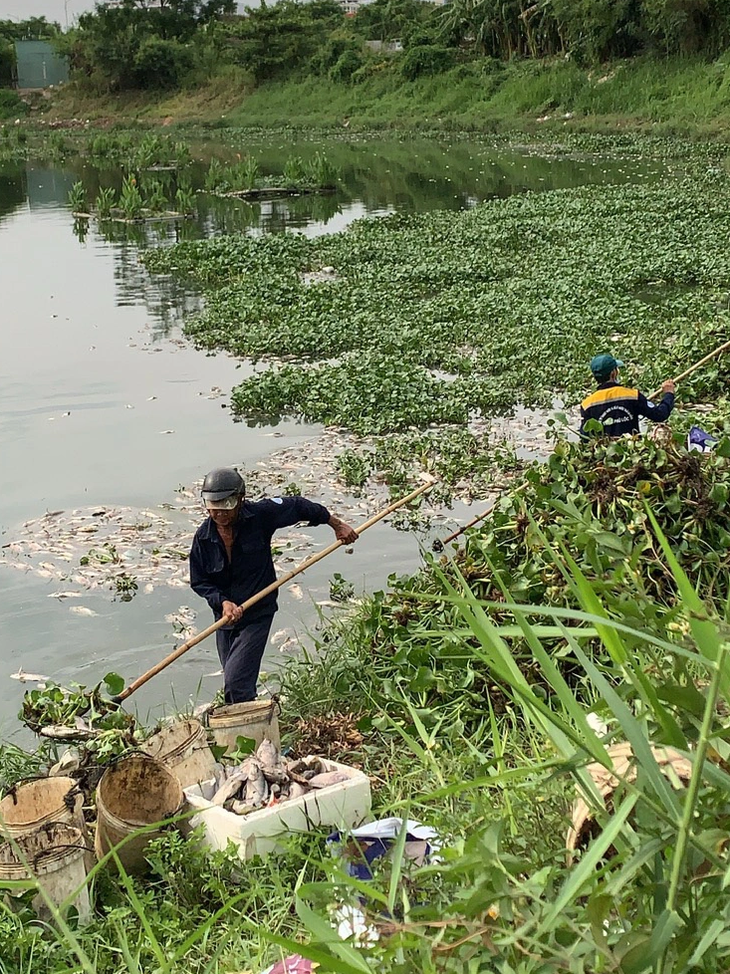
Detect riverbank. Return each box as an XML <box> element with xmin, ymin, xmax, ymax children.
<box><xmin>39</xmin><ymin>55</ymin><xmax>730</xmax><ymax>139</ymax></box>
<box><xmin>4</xmin><ymin>428</ymin><xmax>730</xmax><ymax>970</ymax></box>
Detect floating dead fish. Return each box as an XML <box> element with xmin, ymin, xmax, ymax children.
<box><xmin>10</xmin><ymin>669</ymin><xmax>49</xmax><ymax>684</ymax></box>
<box><xmin>270</xmin><ymin>628</ymin><xmax>291</xmax><ymax>646</ymax></box>
<box><xmin>48</xmin><ymin>591</ymin><xmax>84</xmax><ymax>600</ymax></box>
<box><xmin>69</xmin><ymin>606</ymin><xmax>98</xmax><ymax>617</ymax></box>
<box><xmin>289</xmin><ymin>584</ymin><xmax>303</xmax><ymax>601</ymax></box>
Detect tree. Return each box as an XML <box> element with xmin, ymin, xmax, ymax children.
<box><xmin>68</xmin><ymin>0</ymin><xmax>234</xmax><ymax>90</ymax></box>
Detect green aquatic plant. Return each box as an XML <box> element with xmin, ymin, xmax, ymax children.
<box><xmin>204</xmin><ymin>156</ymin><xmax>225</xmax><ymax>191</ymax></box>
<box><xmin>94</xmin><ymin>185</ymin><xmax>117</xmax><ymax>218</ymax></box>
<box><xmin>119</xmin><ymin>175</ymin><xmax>143</xmax><ymax>219</ymax></box>
<box><xmin>175</xmin><ymin>179</ymin><xmax>196</xmax><ymax>216</ymax></box>
<box><xmin>144</xmin><ymin>178</ymin><xmax>168</xmax><ymax>213</ymax></box>
<box><xmin>67</xmin><ymin>181</ymin><xmax>88</xmax><ymax>213</ymax></box>
<box><xmin>143</xmin><ymin>171</ymin><xmax>730</xmax><ymax>441</ymax></box>
<box><xmin>336</xmin><ymin>448</ymin><xmax>373</xmax><ymax>488</ymax></box>
<box><xmin>283</xmin><ymin>154</ymin><xmax>306</xmax><ymax>185</ymax></box>
<box><xmin>304</xmin><ymin>150</ymin><xmax>340</xmax><ymax>189</ymax></box>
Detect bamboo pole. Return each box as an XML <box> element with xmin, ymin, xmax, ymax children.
<box><xmin>113</xmin><ymin>481</ymin><xmax>435</xmax><ymax>703</ymax></box>
<box><xmin>647</xmin><ymin>339</ymin><xmax>730</xmax><ymax>399</ymax></box>
<box><xmin>433</xmin><ymin>481</ymin><xmax>528</xmax><ymax>551</ymax></box>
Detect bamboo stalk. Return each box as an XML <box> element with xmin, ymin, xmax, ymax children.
<box><xmin>114</xmin><ymin>481</ymin><xmax>435</xmax><ymax>702</ymax></box>
<box><xmin>648</xmin><ymin>339</ymin><xmax>730</xmax><ymax>399</ymax></box>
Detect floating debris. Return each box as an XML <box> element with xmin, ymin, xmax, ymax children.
<box><xmin>0</xmin><ymin>417</ymin><xmax>544</xmax><ymax>599</ymax></box>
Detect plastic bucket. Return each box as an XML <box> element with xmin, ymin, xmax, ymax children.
<box><xmin>0</xmin><ymin>822</ymin><xmax>91</xmax><ymax>920</ymax></box>
<box><xmin>140</xmin><ymin>718</ymin><xmax>217</xmax><ymax>789</ymax></box>
<box><xmin>94</xmin><ymin>753</ymin><xmax>183</xmax><ymax>874</ymax></box>
<box><xmin>208</xmin><ymin>700</ymin><xmax>280</xmax><ymax>754</ymax></box>
<box><xmin>0</xmin><ymin>776</ymin><xmax>85</xmax><ymax>838</ymax></box>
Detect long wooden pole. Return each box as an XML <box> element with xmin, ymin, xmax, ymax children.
<box><xmin>113</xmin><ymin>481</ymin><xmax>435</xmax><ymax>703</ymax></box>
<box><xmin>433</xmin><ymin>481</ymin><xmax>528</xmax><ymax>551</ymax></box>
<box><xmin>648</xmin><ymin>339</ymin><xmax>730</xmax><ymax>399</ymax></box>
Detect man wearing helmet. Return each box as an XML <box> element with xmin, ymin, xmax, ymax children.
<box><xmin>189</xmin><ymin>467</ymin><xmax>358</xmax><ymax>704</ymax></box>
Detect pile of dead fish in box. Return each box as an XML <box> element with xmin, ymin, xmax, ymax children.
<box><xmin>211</xmin><ymin>738</ymin><xmax>353</xmax><ymax>815</ymax></box>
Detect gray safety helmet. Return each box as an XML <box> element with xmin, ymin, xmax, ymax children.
<box><xmin>201</xmin><ymin>467</ymin><xmax>245</xmax><ymax>503</ymax></box>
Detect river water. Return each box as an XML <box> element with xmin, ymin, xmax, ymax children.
<box><xmin>0</xmin><ymin>135</ymin><xmax>664</xmax><ymax>736</ymax></box>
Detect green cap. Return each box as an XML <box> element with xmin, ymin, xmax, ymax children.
<box><xmin>590</xmin><ymin>353</ymin><xmax>624</xmax><ymax>381</ymax></box>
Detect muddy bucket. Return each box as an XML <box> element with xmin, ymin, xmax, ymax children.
<box><xmin>208</xmin><ymin>700</ymin><xmax>280</xmax><ymax>754</ymax></box>
<box><xmin>94</xmin><ymin>753</ymin><xmax>183</xmax><ymax>874</ymax></box>
<box><xmin>0</xmin><ymin>822</ymin><xmax>91</xmax><ymax>920</ymax></box>
<box><xmin>140</xmin><ymin>718</ymin><xmax>217</xmax><ymax>790</ymax></box>
<box><xmin>0</xmin><ymin>776</ymin><xmax>85</xmax><ymax>838</ymax></box>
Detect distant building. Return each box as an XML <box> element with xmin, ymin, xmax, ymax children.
<box><xmin>365</xmin><ymin>39</ymin><xmax>404</xmax><ymax>53</ymax></box>
<box><xmin>340</xmin><ymin>0</ymin><xmax>361</xmax><ymax>14</ymax></box>
<box><xmin>14</xmin><ymin>41</ymin><xmax>69</xmax><ymax>89</ymax></box>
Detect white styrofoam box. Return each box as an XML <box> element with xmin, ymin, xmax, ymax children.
<box><xmin>184</xmin><ymin>757</ymin><xmax>372</xmax><ymax>860</ymax></box>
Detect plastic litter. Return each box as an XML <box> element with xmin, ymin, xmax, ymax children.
<box><xmin>687</xmin><ymin>425</ymin><xmax>719</xmax><ymax>453</ymax></box>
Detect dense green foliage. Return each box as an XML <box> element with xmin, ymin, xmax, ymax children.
<box><xmin>144</xmin><ymin>166</ymin><xmax>730</xmax><ymax>437</ymax></box>
<box><xmin>63</xmin><ymin>0</ymin><xmax>235</xmax><ymax>91</ymax></box>
<box><xmin>56</xmin><ymin>0</ymin><xmax>730</xmax><ymax>98</ymax></box>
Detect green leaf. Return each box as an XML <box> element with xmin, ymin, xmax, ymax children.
<box><xmin>103</xmin><ymin>672</ymin><xmax>125</xmax><ymax>695</ymax></box>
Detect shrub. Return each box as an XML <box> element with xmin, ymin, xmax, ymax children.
<box><xmin>0</xmin><ymin>90</ymin><xmax>28</xmax><ymax>120</ymax></box>
<box><xmin>132</xmin><ymin>36</ymin><xmax>196</xmax><ymax>90</ymax></box>
<box><xmin>329</xmin><ymin>47</ymin><xmax>363</xmax><ymax>83</ymax></box>
<box><xmin>400</xmin><ymin>43</ymin><xmax>454</xmax><ymax>80</ymax></box>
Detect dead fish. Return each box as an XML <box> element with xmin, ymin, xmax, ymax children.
<box><xmin>69</xmin><ymin>606</ymin><xmax>98</xmax><ymax>617</ymax></box>
<box><xmin>47</xmin><ymin>591</ymin><xmax>84</xmax><ymax>600</ymax></box>
<box><xmin>287</xmin><ymin>781</ymin><xmax>308</xmax><ymax>800</ymax></box>
<box><xmin>289</xmin><ymin>584</ymin><xmax>303</xmax><ymax>601</ymax></box>
<box><xmin>230</xmin><ymin>799</ymin><xmax>258</xmax><ymax>815</ymax></box>
<box><xmin>308</xmin><ymin>771</ymin><xmax>352</xmax><ymax>789</ymax></box>
<box><xmin>10</xmin><ymin>669</ymin><xmax>49</xmax><ymax>684</ymax></box>
<box><xmin>256</xmin><ymin>738</ymin><xmax>279</xmax><ymax>770</ymax></box>
<box><xmin>212</xmin><ymin>766</ymin><xmax>249</xmax><ymax>806</ymax></box>
<box><xmin>244</xmin><ymin>759</ymin><xmax>267</xmax><ymax>806</ymax></box>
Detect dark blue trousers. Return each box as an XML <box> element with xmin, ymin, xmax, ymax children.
<box><xmin>215</xmin><ymin>615</ymin><xmax>274</xmax><ymax>704</ymax></box>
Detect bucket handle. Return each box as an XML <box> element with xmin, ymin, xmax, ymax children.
<box><xmin>14</xmin><ymin>821</ymin><xmax>95</xmax><ymax>867</ymax></box>
<box><xmin>3</xmin><ymin>777</ymin><xmax>84</xmax><ymax>809</ymax></box>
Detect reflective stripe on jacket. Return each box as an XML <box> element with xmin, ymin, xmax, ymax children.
<box><xmin>579</xmin><ymin>382</ymin><xmax>675</xmax><ymax>437</ymax></box>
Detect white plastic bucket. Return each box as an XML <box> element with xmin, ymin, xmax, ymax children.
<box><xmin>94</xmin><ymin>754</ymin><xmax>183</xmax><ymax>874</ymax></box>
<box><xmin>139</xmin><ymin>719</ymin><xmax>217</xmax><ymax>789</ymax></box>
<box><xmin>208</xmin><ymin>700</ymin><xmax>280</xmax><ymax>754</ymax></box>
<box><xmin>0</xmin><ymin>822</ymin><xmax>91</xmax><ymax>920</ymax></box>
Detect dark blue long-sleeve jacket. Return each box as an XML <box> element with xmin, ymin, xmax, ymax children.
<box><xmin>579</xmin><ymin>381</ymin><xmax>675</xmax><ymax>438</ymax></box>
<box><xmin>189</xmin><ymin>496</ymin><xmax>331</xmax><ymax>627</ymax></box>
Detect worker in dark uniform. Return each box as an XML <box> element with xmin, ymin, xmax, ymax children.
<box><xmin>189</xmin><ymin>467</ymin><xmax>358</xmax><ymax>704</ymax></box>
<box><xmin>579</xmin><ymin>354</ymin><xmax>676</xmax><ymax>438</ymax></box>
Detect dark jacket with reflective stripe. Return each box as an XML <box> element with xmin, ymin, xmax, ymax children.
<box><xmin>189</xmin><ymin>496</ymin><xmax>331</xmax><ymax>627</ymax></box>
<box><xmin>579</xmin><ymin>382</ymin><xmax>675</xmax><ymax>438</ymax></box>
